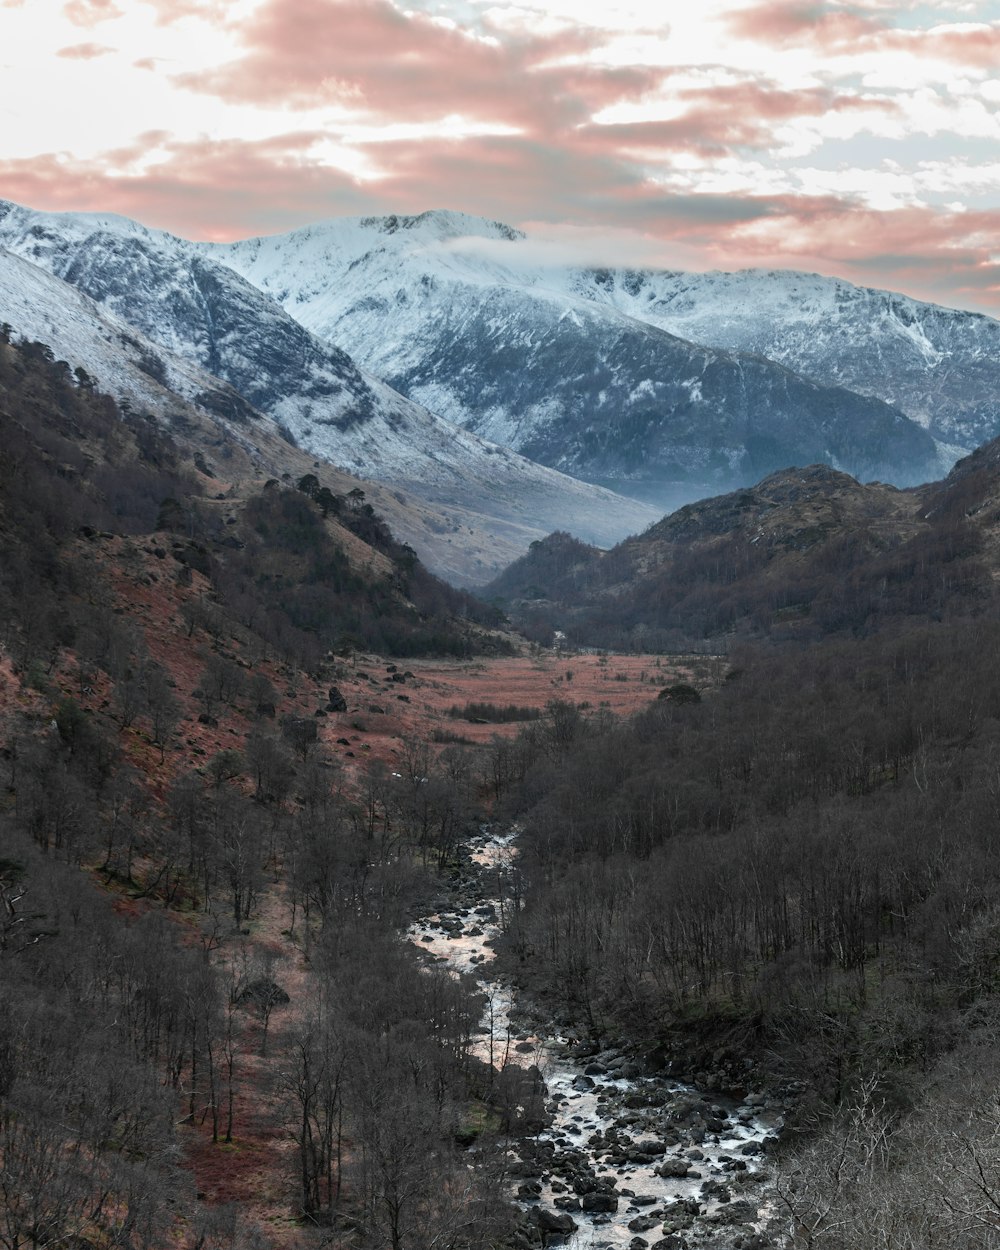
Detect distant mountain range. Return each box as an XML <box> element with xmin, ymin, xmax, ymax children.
<box><xmin>205</xmin><ymin>209</ymin><xmax>994</xmax><ymax>498</ymax></box>
<box><xmin>1</xmin><ymin>199</ymin><xmax>997</xmax><ymax>581</ymax></box>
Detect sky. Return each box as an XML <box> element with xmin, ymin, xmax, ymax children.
<box><xmin>1</xmin><ymin>0</ymin><xmax>999</xmax><ymax>313</ymax></box>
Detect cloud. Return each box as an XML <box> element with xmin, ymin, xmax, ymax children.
<box><xmin>62</xmin><ymin>0</ymin><xmax>121</xmax><ymax>26</ymax></box>
<box><xmin>577</xmin><ymin>82</ymin><xmax>900</xmax><ymax>158</ymax></box>
<box><xmin>710</xmin><ymin>198</ymin><xmax>1000</xmax><ymax>310</ymax></box>
<box><xmin>0</xmin><ymin>134</ymin><xmax>379</xmax><ymax>240</ymax></box>
<box><xmin>175</xmin><ymin>0</ymin><xmax>664</xmax><ymax>131</ymax></box>
<box><xmin>727</xmin><ymin>0</ymin><xmax>1000</xmax><ymax>68</ymax></box>
<box><xmin>141</xmin><ymin>0</ymin><xmax>229</xmax><ymax>23</ymax></box>
<box><xmin>57</xmin><ymin>41</ymin><xmax>114</xmax><ymax>58</ymax></box>
<box><xmin>1</xmin><ymin>129</ymin><xmax>998</xmax><ymax>313</ymax></box>
<box><xmin>726</xmin><ymin>1</ymin><xmax>886</xmax><ymax>48</ymax></box>
<box><xmin>3</xmin><ymin>0</ymin><xmax>998</xmax><ymax>317</ymax></box>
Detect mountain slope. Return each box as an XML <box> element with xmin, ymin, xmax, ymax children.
<box><xmin>0</xmin><ymin>205</ymin><xmax>661</xmax><ymax>583</ymax></box>
<box><xmin>485</xmin><ymin>456</ymin><xmax>994</xmax><ymax>651</ymax></box>
<box><xmin>562</xmin><ymin>265</ymin><xmax>1000</xmax><ymax>453</ymax></box>
<box><xmin>205</xmin><ymin>210</ymin><xmax>945</xmax><ymax>499</ymax></box>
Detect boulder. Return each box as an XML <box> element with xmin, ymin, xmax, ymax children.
<box><xmin>656</xmin><ymin>1159</ymin><xmax>691</xmax><ymax>1179</ymax></box>
<box><xmin>581</xmin><ymin>1192</ymin><xmax>619</xmax><ymax>1213</ymax></box>
<box><xmin>534</xmin><ymin>1208</ymin><xmax>577</xmax><ymax>1241</ymax></box>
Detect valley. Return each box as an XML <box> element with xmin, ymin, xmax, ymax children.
<box><xmin>5</xmin><ymin>197</ymin><xmax>1000</xmax><ymax>1250</ymax></box>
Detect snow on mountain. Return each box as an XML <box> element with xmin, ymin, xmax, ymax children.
<box><xmin>0</xmin><ymin>245</ymin><xmax>269</xmax><ymax>433</ymax></box>
<box><xmin>204</xmin><ymin>211</ymin><xmax>945</xmax><ymax>497</ymax></box>
<box><xmin>564</xmin><ymin>266</ymin><xmax>1000</xmax><ymax>454</ymax></box>
<box><xmin>0</xmin><ymin>203</ymin><xmax>661</xmax><ymax>580</ymax></box>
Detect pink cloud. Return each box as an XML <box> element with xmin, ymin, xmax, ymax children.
<box><xmin>728</xmin><ymin>0</ymin><xmax>1000</xmax><ymax>68</ymax></box>
<box><xmin>141</xmin><ymin>0</ymin><xmax>229</xmax><ymax>22</ymax></box>
<box><xmin>8</xmin><ymin>133</ymin><xmax>996</xmax><ymax>314</ymax></box>
<box><xmin>57</xmin><ymin>41</ymin><xmax>115</xmax><ymax>58</ymax></box>
<box><xmin>906</xmin><ymin>24</ymin><xmax>1000</xmax><ymax>69</ymax></box>
<box><xmin>704</xmin><ymin>200</ymin><xmax>1000</xmax><ymax>310</ymax></box>
<box><xmin>0</xmin><ymin>135</ymin><xmax>379</xmax><ymax>240</ymax></box>
<box><xmin>63</xmin><ymin>0</ymin><xmax>121</xmax><ymax>26</ymax></box>
<box><xmin>175</xmin><ymin>0</ymin><xmax>663</xmax><ymax>131</ymax></box>
<box><xmin>577</xmin><ymin>83</ymin><xmax>899</xmax><ymax>158</ymax></box>
<box><xmin>727</xmin><ymin>1</ymin><xmax>886</xmax><ymax>49</ymax></box>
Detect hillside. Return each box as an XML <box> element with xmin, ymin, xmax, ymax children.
<box><xmin>486</xmin><ymin>458</ymin><xmax>993</xmax><ymax>650</ymax></box>
<box><xmin>208</xmin><ymin>208</ymin><xmax>1000</xmax><ymax>464</ymax></box>
<box><xmin>0</xmin><ymin>331</ymin><xmax>529</xmax><ymax>1250</ymax></box>
<box><xmin>11</xmin><ymin>323</ymin><xmax>1000</xmax><ymax>1250</ymax></box>
<box><xmin>572</xmin><ymin>264</ymin><xmax>1000</xmax><ymax>453</ymax></box>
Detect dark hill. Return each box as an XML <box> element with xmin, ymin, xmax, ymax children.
<box><xmin>487</xmin><ymin>460</ymin><xmax>990</xmax><ymax>650</ymax></box>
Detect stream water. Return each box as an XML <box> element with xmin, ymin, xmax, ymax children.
<box><xmin>409</xmin><ymin>828</ymin><xmax>785</xmax><ymax>1250</ymax></box>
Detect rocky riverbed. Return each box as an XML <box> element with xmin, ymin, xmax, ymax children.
<box><xmin>409</xmin><ymin>828</ymin><xmax>790</xmax><ymax>1249</ymax></box>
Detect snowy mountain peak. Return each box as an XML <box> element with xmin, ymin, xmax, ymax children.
<box><xmin>0</xmin><ymin>198</ymin><xmax>187</xmax><ymax>252</ymax></box>
<box><xmin>357</xmin><ymin>209</ymin><xmax>524</xmax><ymax>243</ymax></box>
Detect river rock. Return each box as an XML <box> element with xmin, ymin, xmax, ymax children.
<box><xmin>581</xmin><ymin>1192</ymin><xmax>619</xmax><ymax>1213</ymax></box>
<box><xmin>656</xmin><ymin>1159</ymin><xmax>691</xmax><ymax>1179</ymax></box>
<box><xmin>703</xmin><ymin>1199</ymin><xmax>757</xmax><ymax>1227</ymax></box>
<box><xmin>534</xmin><ymin>1207</ymin><xmax>578</xmax><ymax>1240</ymax></box>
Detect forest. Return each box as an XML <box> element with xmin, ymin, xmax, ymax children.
<box><xmin>491</xmin><ymin>620</ymin><xmax>1000</xmax><ymax>1248</ymax></box>
<box><xmin>486</xmin><ymin>460</ymin><xmax>996</xmax><ymax>654</ymax></box>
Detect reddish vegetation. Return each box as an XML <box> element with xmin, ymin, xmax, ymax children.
<box><xmin>322</xmin><ymin>650</ymin><xmax>713</xmax><ymax>768</ymax></box>
<box><xmin>12</xmin><ymin>528</ymin><xmax>712</xmax><ymax>1246</ymax></box>
<box><xmin>62</xmin><ymin>529</ymin><xmax>709</xmax><ymax>789</ymax></box>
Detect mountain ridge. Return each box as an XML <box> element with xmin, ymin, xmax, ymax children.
<box><xmin>203</xmin><ymin>209</ymin><xmax>951</xmax><ymax>498</ymax></box>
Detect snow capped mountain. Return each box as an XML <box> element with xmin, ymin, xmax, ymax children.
<box><xmin>0</xmin><ymin>201</ymin><xmax>662</xmax><ymax>581</ymax></box>
<box><xmin>565</xmin><ymin>266</ymin><xmax>1000</xmax><ymax>454</ymax></box>
<box><xmin>205</xmin><ymin>211</ymin><xmax>946</xmax><ymax>498</ymax></box>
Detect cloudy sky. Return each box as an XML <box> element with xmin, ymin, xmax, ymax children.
<box><xmin>1</xmin><ymin>0</ymin><xmax>999</xmax><ymax>312</ymax></box>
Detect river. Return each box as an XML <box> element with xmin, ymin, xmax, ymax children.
<box><xmin>410</xmin><ymin>827</ymin><xmax>786</xmax><ymax>1249</ymax></box>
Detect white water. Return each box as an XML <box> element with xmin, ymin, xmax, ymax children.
<box><xmin>410</xmin><ymin>828</ymin><xmax>782</xmax><ymax>1248</ymax></box>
